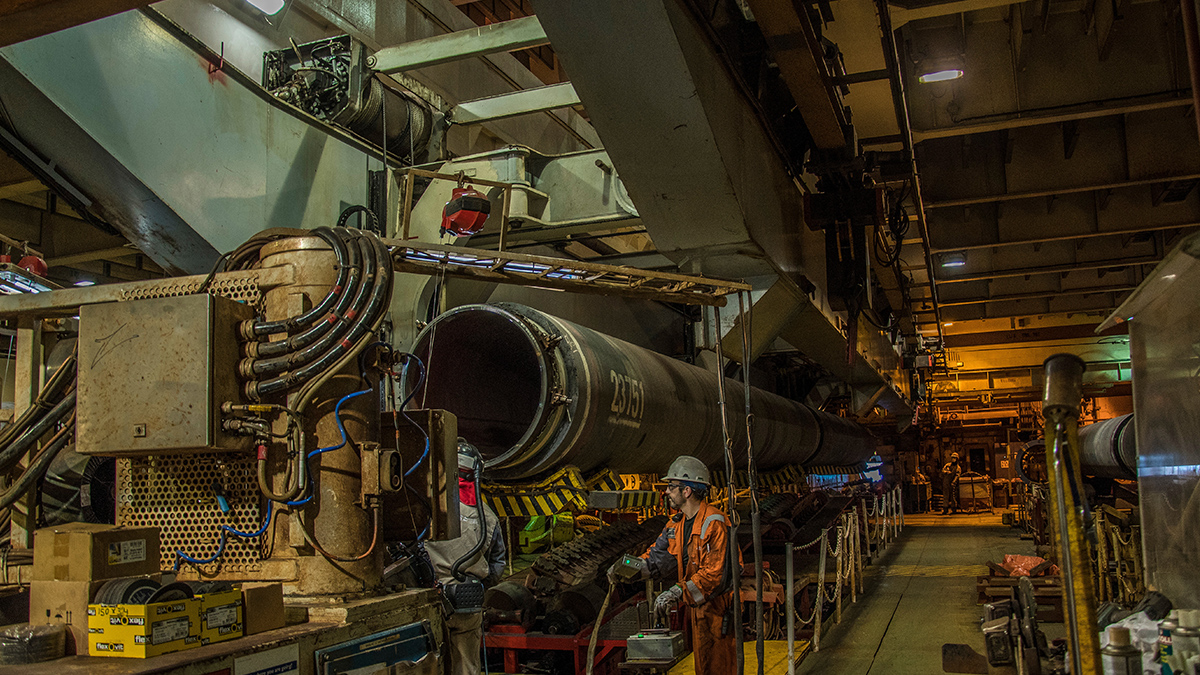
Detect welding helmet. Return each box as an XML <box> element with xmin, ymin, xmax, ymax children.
<box><xmin>663</xmin><ymin>455</ymin><xmax>711</xmax><ymax>487</ymax></box>
<box><xmin>457</xmin><ymin>439</ymin><xmax>483</xmax><ymax>478</ymax></box>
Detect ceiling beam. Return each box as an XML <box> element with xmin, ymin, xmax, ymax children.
<box><xmin>46</xmin><ymin>245</ymin><xmax>139</xmax><ymax>268</ymax></box>
<box><xmin>912</xmin><ymin>93</ymin><xmax>1190</xmax><ymax>141</ymax></box>
<box><xmin>0</xmin><ymin>0</ymin><xmax>152</xmax><ymax>48</ymax></box>
<box><xmin>935</xmin><ymin>256</ymin><xmax>1162</xmax><ymax>284</ymax></box>
<box><xmin>0</xmin><ymin>179</ymin><xmax>43</xmax><ymax>200</ymax></box>
<box><xmin>929</xmin><ymin>221</ymin><xmax>1200</xmax><ymax>253</ymax></box>
<box><xmin>369</xmin><ymin>15</ymin><xmax>548</xmax><ymax>73</ymax></box>
<box><xmin>743</xmin><ymin>0</ymin><xmax>848</xmax><ymax>149</ymax></box>
<box><xmin>938</xmin><ymin>284</ymin><xmax>1136</xmax><ymax>307</ymax></box>
<box><xmin>926</xmin><ymin>172</ymin><xmax>1200</xmax><ymax>209</ymax></box>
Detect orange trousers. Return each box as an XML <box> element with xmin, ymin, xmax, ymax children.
<box><xmin>688</xmin><ymin>593</ymin><xmax>735</xmax><ymax>675</ymax></box>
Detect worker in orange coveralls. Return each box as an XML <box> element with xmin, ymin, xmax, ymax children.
<box><xmin>607</xmin><ymin>456</ymin><xmax>742</xmax><ymax>675</ymax></box>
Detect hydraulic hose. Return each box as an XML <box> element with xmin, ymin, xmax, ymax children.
<box><xmin>0</xmin><ymin>391</ymin><xmax>77</xmax><ymax>475</ymax></box>
<box><xmin>244</xmin><ymin>229</ymin><xmax>365</xmax><ymax>359</ymax></box>
<box><xmin>0</xmin><ymin>412</ymin><xmax>75</xmax><ymax>511</ymax></box>
<box><xmin>243</xmin><ymin>235</ymin><xmax>376</xmax><ymax>376</ymax></box>
<box><xmin>0</xmin><ymin>351</ymin><xmax>77</xmax><ymax>451</ymax></box>
<box><xmin>244</xmin><ymin>227</ymin><xmax>355</xmax><ymax>338</ymax></box>
<box><xmin>249</xmin><ymin>234</ymin><xmax>392</xmax><ymax>400</ymax></box>
<box><xmin>255</xmin><ymin>232</ymin><xmax>393</xmax><ymax>500</ymax></box>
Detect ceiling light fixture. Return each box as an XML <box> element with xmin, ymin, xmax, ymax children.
<box><xmin>0</xmin><ymin>262</ymin><xmax>57</xmax><ymax>294</ymax></box>
<box><xmin>918</xmin><ymin>69</ymin><xmax>963</xmax><ymax>84</ymax></box>
<box><xmin>246</xmin><ymin>0</ymin><xmax>286</xmax><ymax>15</ymax></box>
<box><xmin>939</xmin><ymin>251</ymin><xmax>967</xmax><ymax>268</ymax></box>
<box><xmin>74</xmin><ymin>279</ymin><xmax>96</xmax><ymax>287</ymax></box>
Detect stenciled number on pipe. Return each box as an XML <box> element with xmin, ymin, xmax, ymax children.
<box><xmin>608</xmin><ymin>370</ymin><xmax>645</xmax><ymax>426</ymax></box>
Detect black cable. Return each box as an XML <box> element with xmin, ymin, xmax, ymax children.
<box><xmin>0</xmin><ymin>414</ymin><xmax>74</xmax><ymax>511</ymax></box>
<box><xmin>450</xmin><ymin>447</ymin><xmax>489</xmax><ymax>582</ymax></box>
<box><xmin>197</xmin><ymin>251</ymin><xmax>233</xmax><ymax>294</ymax></box>
<box><xmin>0</xmin><ymin>391</ymin><xmax>76</xmax><ymax>475</ymax></box>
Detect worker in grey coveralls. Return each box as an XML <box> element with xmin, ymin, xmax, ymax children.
<box><xmin>424</xmin><ymin>441</ymin><xmax>506</xmax><ymax>675</ymax></box>
<box><xmin>941</xmin><ymin>452</ymin><xmax>961</xmax><ymax>515</ymax></box>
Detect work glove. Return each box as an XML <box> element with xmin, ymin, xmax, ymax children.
<box><xmin>654</xmin><ymin>583</ymin><xmax>685</xmax><ymax>620</ymax></box>
<box><xmin>606</xmin><ymin>555</ymin><xmax>649</xmax><ymax>584</ymax></box>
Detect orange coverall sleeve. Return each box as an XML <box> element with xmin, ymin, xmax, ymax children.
<box><xmin>682</xmin><ymin>512</ymin><xmax>731</xmax><ymax>606</ymax></box>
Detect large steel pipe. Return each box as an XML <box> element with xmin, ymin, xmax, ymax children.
<box><xmin>411</xmin><ymin>303</ymin><xmax>873</xmax><ymax>479</ymax></box>
<box><xmin>1078</xmin><ymin>414</ymin><xmax>1138</xmax><ymax>479</ymax></box>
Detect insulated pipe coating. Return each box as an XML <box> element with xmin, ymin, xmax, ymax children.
<box><xmin>1078</xmin><ymin>414</ymin><xmax>1138</xmax><ymax>479</ymax></box>
<box><xmin>411</xmin><ymin>303</ymin><xmax>874</xmax><ymax>480</ymax></box>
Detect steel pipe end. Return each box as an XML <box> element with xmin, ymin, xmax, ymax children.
<box><xmin>1042</xmin><ymin>353</ymin><xmax>1087</xmax><ymax>417</ymax></box>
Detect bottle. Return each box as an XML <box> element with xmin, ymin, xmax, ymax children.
<box><xmin>1101</xmin><ymin>626</ymin><xmax>1140</xmax><ymax>675</ymax></box>
<box><xmin>1169</xmin><ymin>611</ymin><xmax>1200</xmax><ymax>675</ymax></box>
<box><xmin>1160</xmin><ymin>610</ymin><xmax>1179</xmax><ymax>675</ymax></box>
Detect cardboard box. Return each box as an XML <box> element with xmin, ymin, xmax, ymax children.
<box><xmin>34</xmin><ymin>524</ymin><xmax>160</xmax><ymax>582</ymax></box>
<box><xmin>241</xmin><ymin>582</ymin><xmax>285</xmax><ymax>635</ymax></box>
<box><xmin>198</xmin><ymin>588</ymin><xmax>243</xmax><ymax>645</ymax></box>
<box><xmin>30</xmin><ymin>574</ymin><xmax>161</xmax><ymax>654</ymax></box>
<box><xmin>88</xmin><ymin>598</ymin><xmax>201</xmax><ymax>658</ymax></box>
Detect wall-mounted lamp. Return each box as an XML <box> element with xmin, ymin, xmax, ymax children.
<box><xmin>245</xmin><ymin>0</ymin><xmax>286</xmax><ymax>15</ymax></box>
<box><xmin>939</xmin><ymin>251</ymin><xmax>967</xmax><ymax>268</ymax></box>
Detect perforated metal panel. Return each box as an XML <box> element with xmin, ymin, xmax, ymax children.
<box><xmin>118</xmin><ymin>276</ymin><xmax>261</xmax><ymax>305</ymax></box>
<box><xmin>113</xmin><ymin>276</ymin><xmax>266</xmax><ymax>575</ymax></box>
<box><xmin>118</xmin><ymin>453</ymin><xmax>264</xmax><ymax>575</ymax></box>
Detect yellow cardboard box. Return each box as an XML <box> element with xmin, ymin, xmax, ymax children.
<box><xmin>198</xmin><ymin>589</ymin><xmax>243</xmax><ymax>645</ymax></box>
<box><xmin>87</xmin><ymin>598</ymin><xmax>201</xmax><ymax>658</ymax></box>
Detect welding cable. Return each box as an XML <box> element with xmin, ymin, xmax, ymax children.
<box><xmin>242</xmin><ymin>235</ymin><xmax>373</xmax><ymax>374</ymax></box>
<box><xmin>242</xmin><ymin>226</ymin><xmax>357</xmax><ymax>338</ymax></box>
<box><xmin>0</xmin><ymin>352</ymin><xmax>77</xmax><ymax>454</ymax></box>
<box><xmin>249</xmin><ymin>234</ymin><xmax>393</xmax><ymax>400</ymax></box>
<box><xmin>294</xmin><ymin>504</ymin><xmax>380</xmax><ymax>562</ymax></box>
<box><xmin>450</xmin><ymin>450</ymin><xmax>488</xmax><ymax>582</ymax></box>
<box><xmin>0</xmin><ymin>412</ymin><xmax>75</xmax><ymax>511</ymax></box>
<box><xmin>283</xmin><ymin>389</ymin><xmax>372</xmax><ymax>507</ymax></box>
<box><xmin>0</xmin><ymin>391</ymin><xmax>77</xmax><ymax>475</ymax></box>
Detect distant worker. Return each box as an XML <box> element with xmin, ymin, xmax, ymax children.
<box><xmin>941</xmin><ymin>452</ymin><xmax>962</xmax><ymax>515</ymax></box>
<box><xmin>425</xmin><ymin>440</ymin><xmax>506</xmax><ymax>675</ymax></box>
<box><xmin>606</xmin><ymin>456</ymin><xmax>742</xmax><ymax>675</ymax></box>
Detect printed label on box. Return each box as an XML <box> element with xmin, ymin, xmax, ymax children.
<box><xmin>151</xmin><ymin>617</ymin><xmax>190</xmax><ymax>645</ymax></box>
<box><xmin>234</xmin><ymin>644</ymin><xmax>299</xmax><ymax>675</ymax></box>
<box><xmin>206</xmin><ymin>604</ymin><xmax>238</xmax><ymax>629</ymax></box>
<box><xmin>108</xmin><ymin>539</ymin><xmax>147</xmax><ymax>565</ymax></box>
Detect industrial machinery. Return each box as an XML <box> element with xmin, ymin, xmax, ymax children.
<box><xmin>0</xmin><ymin>219</ymin><xmax>895</xmax><ymax>672</ymax></box>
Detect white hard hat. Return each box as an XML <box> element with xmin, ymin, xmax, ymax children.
<box><xmin>663</xmin><ymin>456</ymin><xmax>711</xmax><ymax>487</ymax></box>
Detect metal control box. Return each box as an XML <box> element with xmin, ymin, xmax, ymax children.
<box><xmin>77</xmin><ymin>294</ymin><xmax>255</xmax><ymax>455</ymax></box>
<box><xmin>625</xmin><ymin>629</ymin><xmax>686</xmax><ymax>662</ymax></box>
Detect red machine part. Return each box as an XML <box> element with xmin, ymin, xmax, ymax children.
<box><xmin>441</xmin><ymin>185</ymin><xmax>491</xmax><ymax>236</ymax></box>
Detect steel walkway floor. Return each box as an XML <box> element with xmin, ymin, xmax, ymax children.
<box><xmin>796</xmin><ymin>511</ymin><xmax>1035</xmax><ymax>675</ymax></box>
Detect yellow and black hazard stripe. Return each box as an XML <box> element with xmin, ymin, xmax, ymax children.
<box><xmin>585</xmin><ymin>468</ymin><xmax>624</xmax><ymax>492</ymax></box>
<box><xmin>710</xmin><ymin>464</ymin><xmax>807</xmax><ymax>489</ymax></box>
<box><xmin>482</xmin><ymin>466</ymin><xmax>591</xmax><ymax>517</ymax></box>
